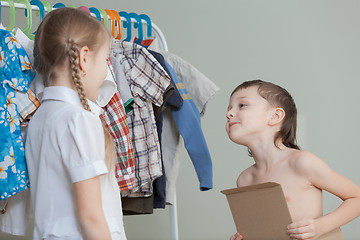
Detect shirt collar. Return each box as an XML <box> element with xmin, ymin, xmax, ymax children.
<box><xmin>96</xmin><ymin>65</ymin><xmax>117</xmax><ymax>107</ymax></box>
<box><xmin>42</xmin><ymin>86</ymin><xmax>103</xmax><ymax>116</ymax></box>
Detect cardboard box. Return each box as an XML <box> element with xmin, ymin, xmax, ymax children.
<box><xmin>221</xmin><ymin>182</ymin><xmax>292</xmax><ymax>240</ymax></box>
<box><xmin>221</xmin><ymin>182</ymin><xmax>343</xmax><ymax>240</ymax></box>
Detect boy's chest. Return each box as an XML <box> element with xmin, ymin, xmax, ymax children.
<box><xmin>251</xmin><ymin>169</ymin><xmax>314</xmax><ymax>201</ymax></box>
<box><xmin>251</xmin><ymin>170</ymin><xmax>323</xmax><ymax>221</ymax></box>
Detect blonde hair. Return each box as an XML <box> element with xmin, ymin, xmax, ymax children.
<box><xmin>34</xmin><ymin>8</ymin><xmax>115</xmax><ymax>171</ymax></box>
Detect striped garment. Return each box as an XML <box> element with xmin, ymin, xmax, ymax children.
<box><xmin>100</xmin><ymin>91</ymin><xmax>136</xmax><ymax>192</ymax></box>
<box><xmin>112</xmin><ymin>41</ymin><xmax>170</xmax><ymax>197</ymax></box>
<box><xmin>15</xmin><ymin>88</ymin><xmax>40</xmax><ymax>123</ymax></box>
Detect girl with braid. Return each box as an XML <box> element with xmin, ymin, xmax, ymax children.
<box><xmin>25</xmin><ymin>8</ymin><xmax>126</xmax><ymax>240</ymax></box>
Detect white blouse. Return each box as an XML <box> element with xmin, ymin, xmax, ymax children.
<box><xmin>25</xmin><ymin>86</ymin><xmax>126</xmax><ymax>240</ymax></box>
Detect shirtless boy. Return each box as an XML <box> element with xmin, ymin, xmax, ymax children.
<box><xmin>227</xmin><ymin>80</ymin><xmax>360</xmax><ymax>240</ymax></box>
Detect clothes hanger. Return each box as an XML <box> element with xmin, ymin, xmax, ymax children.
<box><xmin>128</xmin><ymin>12</ymin><xmax>143</xmax><ymax>44</ymax></box>
<box><xmin>40</xmin><ymin>0</ymin><xmax>52</xmax><ymax>13</ymax></box>
<box><xmin>109</xmin><ymin>10</ymin><xmax>121</xmax><ymax>40</ymax></box>
<box><xmin>119</xmin><ymin>11</ymin><xmax>131</xmax><ymax>42</ymax></box>
<box><xmin>78</xmin><ymin>6</ymin><xmax>90</xmax><ymax>14</ymax></box>
<box><xmin>89</xmin><ymin>7</ymin><xmax>102</xmax><ymax>22</ymax></box>
<box><xmin>30</xmin><ymin>0</ymin><xmax>45</xmax><ymax>34</ymax></box>
<box><xmin>16</xmin><ymin>0</ymin><xmax>34</xmax><ymax>39</ymax></box>
<box><xmin>97</xmin><ymin>8</ymin><xmax>109</xmax><ymax>31</ymax></box>
<box><xmin>104</xmin><ymin>9</ymin><xmax>115</xmax><ymax>38</ymax></box>
<box><xmin>2</xmin><ymin>0</ymin><xmax>16</xmax><ymax>31</ymax></box>
<box><xmin>23</xmin><ymin>0</ymin><xmax>44</xmax><ymax>35</ymax></box>
<box><xmin>52</xmin><ymin>2</ymin><xmax>65</xmax><ymax>8</ymax></box>
<box><xmin>105</xmin><ymin>9</ymin><xmax>121</xmax><ymax>40</ymax></box>
<box><xmin>25</xmin><ymin>0</ymin><xmax>45</xmax><ymax>21</ymax></box>
<box><xmin>139</xmin><ymin>14</ymin><xmax>152</xmax><ymax>38</ymax></box>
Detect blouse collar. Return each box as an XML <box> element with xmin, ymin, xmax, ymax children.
<box><xmin>42</xmin><ymin>86</ymin><xmax>103</xmax><ymax>116</ymax></box>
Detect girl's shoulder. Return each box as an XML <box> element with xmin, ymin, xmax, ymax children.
<box><xmin>32</xmin><ymin>101</ymin><xmax>102</xmax><ymax>139</ymax></box>
<box><xmin>63</xmin><ymin>109</ymin><xmax>102</xmax><ymax>137</ymax></box>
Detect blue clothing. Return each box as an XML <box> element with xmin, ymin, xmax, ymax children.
<box><xmin>148</xmin><ymin>50</ymin><xmax>183</xmax><ymax>209</ymax></box>
<box><xmin>0</xmin><ymin>30</ymin><xmax>33</xmax><ymax>200</ymax></box>
<box><xmin>166</xmin><ymin>62</ymin><xmax>213</xmax><ymax>191</ymax></box>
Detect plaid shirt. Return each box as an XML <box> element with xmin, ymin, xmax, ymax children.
<box><xmin>16</xmin><ymin>88</ymin><xmax>40</xmax><ymax>123</ymax></box>
<box><xmin>100</xmin><ymin>91</ymin><xmax>136</xmax><ymax>192</ymax></box>
<box><xmin>112</xmin><ymin>41</ymin><xmax>170</xmax><ymax>197</ymax></box>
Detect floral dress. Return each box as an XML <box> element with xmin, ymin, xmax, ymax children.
<box><xmin>0</xmin><ymin>29</ymin><xmax>34</xmax><ymax>200</ymax></box>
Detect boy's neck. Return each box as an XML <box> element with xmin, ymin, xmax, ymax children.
<box><xmin>248</xmin><ymin>139</ymin><xmax>291</xmax><ymax>171</ymax></box>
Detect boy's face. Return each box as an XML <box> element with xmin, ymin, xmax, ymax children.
<box><xmin>225</xmin><ymin>86</ymin><xmax>274</xmax><ymax>146</ymax></box>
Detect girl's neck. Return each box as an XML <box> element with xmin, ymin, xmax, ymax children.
<box><xmin>51</xmin><ymin>66</ymin><xmax>77</xmax><ymax>91</ymax></box>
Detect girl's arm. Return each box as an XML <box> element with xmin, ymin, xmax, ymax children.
<box><xmin>287</xmin><ymin>152</ymin><xmax>360</xmax><ymax>239</ymax></box>
<box><xmin>74</xmin><ymin>176</ymin><xmax>111</xmax><ymax>240</ymax></box>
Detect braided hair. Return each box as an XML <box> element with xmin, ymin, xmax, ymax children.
<box><xmin>67</xmin><ymin>39</ymin><xmax>91</xmax><ymax>112</ymax></box>
<box><xmin>34</xmin><ymin>8</ymin><xmax>115</xmax><ymax>171</ymax></box>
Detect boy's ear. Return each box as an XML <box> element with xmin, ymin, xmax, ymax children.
<box><xmin>78</xmin><ymin>46</ymin><xmax>90</xmax><ymax>72</ymax></box>
<box><xmin>269</xmin><ymin>107</ymin><xmax>285</xmax><ymax>126</ymax></box>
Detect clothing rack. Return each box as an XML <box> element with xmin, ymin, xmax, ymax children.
<box><xmin>0</xmin><ymin>1</ymin><xmax>169</xmax><ymax>51</ymax></box>
<box><xmin>0</xmin><ymin>1</ymin><xmax>178</xmax><ymax>240</ymax></box>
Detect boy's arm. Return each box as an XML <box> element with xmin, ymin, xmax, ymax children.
<box><xmin>287</xmin><ymin>151</ymin><xmax>360</xmax><ymax>239</ymax></box>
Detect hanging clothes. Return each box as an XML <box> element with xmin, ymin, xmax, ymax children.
<box><xmin>0</xmin><ymin>28</ymin><xmax>42</xmax><ymax>237</ymax></box>
<box><xmin>166</xmin><ymin>62</ymin><xmax>213</xmax><ymax>190</ymax></box>
<box><xmin>15</xmin><ymin>88</ymin><xmax>40</xmax><ymax>124</ymax></box>
<box><xmin>141</xmin><ymin>37</ymin><xmax>219</xmax><ymax>204</ymax></box>
<box><xmin>111</xmin><ymin>41</ymin><xmax>170</xmax><ymax>199</ymax></box>
<box><xmin>159</xmin><ymin>51</ymin><xmax>219</xmax><ymax>116</ymax></box>
<box><xmin>121</xmin><ymin>195</ymin><xmax>154</xmax><ymax>215</ymax></box>
<box><xmin>0</xmin><ymin>29</ymin><xmax>33</xmax><ymax>201</ymax></box>
<box><xmin>0</xmin><ymin>189</ymin><xmax>31</xmax><ymax>236</ymax></box>
<box><xmin>96</xmin><ymin>61</ymin><xmax>118</xmax><ymax>108</ymax></box>
<box><xmin>111</xmin><ymin>54</ymin><xmax>134</xmax><ymax>114</ymax></box>
<box><xmin>158</xmin><ymin>52</ymin><xmax>218</xmax><ymax>204</ymax></box>
<box><xmin>162</xmin><ymin>53</ymin><xmax>219</xmax><ymax>204</ymax></box>
<box><xmin>13</xmin><ymin>28</ymin><xmax>42</xmax><ymax>110</ymax></box>
<box><xmin>12</xmin><ymin>29</ymin><xmax>41</xmax><ymax>128</ymax></box>
<box><xmin>100</xmin><ymin>91</ymin><xmax>136</xmax><ymax>192</ymax></box>
<box><xmin>147</xmin><ymin>49</ymin><xmax>183</xmax><ymax>209</ymax></box>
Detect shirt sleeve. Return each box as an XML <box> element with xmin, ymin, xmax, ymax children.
<box><xmin>59</xmin><ymin>112</ymin><xmax>108</xmax><ymax>183</ymax></box>
<box><xmin>125</xmin><ymin>47</ymin><xmax>170</xmax><ymax>107</ymax></box>
<box><xmin>161</xmin><ymin>51</ymin><xmax>219</xmax><ymax>116</ymax></box>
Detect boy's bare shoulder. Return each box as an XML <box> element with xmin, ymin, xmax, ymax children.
<box><xmin>288</xmin><ymin>149</ymin><xmax>328</xmax><ymax>177</ymax></box>
<box><xmin>236</xmin><ymin>164</ymin><xmax>256</xmax><ymax>187</ymax></box>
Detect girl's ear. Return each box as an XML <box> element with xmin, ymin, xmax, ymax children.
<box><xmin>78</xmin><ymin>46</ymin><xmax>90</xmax><ymax>72</ymax></box>
<box><xmin>269</xmin><ymin>107</ymin><xmax>285</xmax><ymax>126</ymax></box>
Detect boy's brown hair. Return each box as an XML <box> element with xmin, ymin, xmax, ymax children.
<box><xmin>231</xmin><ymin>80</ymin><xmax>300</xmax><ymax>150</ymax></box>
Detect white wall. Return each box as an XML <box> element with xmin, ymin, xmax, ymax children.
<box><xmin>1</xmin><ymin>0</ymin><xmax>360</xmax><ymax>239</ymax></box>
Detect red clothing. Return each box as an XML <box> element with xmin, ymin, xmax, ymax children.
<box><xmin>100</xmin><ymin>91</ymin><xmax>136</xmax><ymax>191</ymax></box>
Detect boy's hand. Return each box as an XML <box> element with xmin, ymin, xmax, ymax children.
<box><xmin>230</xmin><ymin>232</ymin><xmax>243</xmax><ymax>240</ymax></box>
<box><xmin>287</xmin><ymin>219</ymin><xmax>320</xmax><ymax>240</ymax></box>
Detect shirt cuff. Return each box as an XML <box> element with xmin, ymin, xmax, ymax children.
<box><xmin>69</xmin><ymin>160</ymin><xmax>108</xmax><ymax>183</ymax></box>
